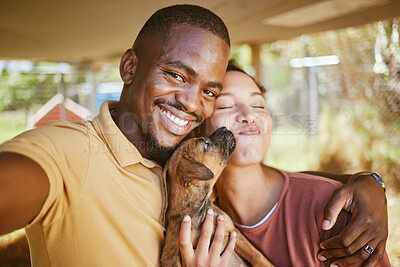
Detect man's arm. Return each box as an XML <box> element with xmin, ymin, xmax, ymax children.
<box><xmin>301</xmin><ymin>171</ymin><xmax>351</xmax><ymax>184</ymax></box>
<box><xmin>309</xmin><ymin>171</ymin><xmax>388</xmax><ymax>267</ymax></box>
<box><xmin>0</xmin><ymin>152</ymin><xmax>49</xmax><ymax>235</ymax></box>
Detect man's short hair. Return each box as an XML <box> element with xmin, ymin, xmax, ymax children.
<box><xmin>136</xmin><ymin>4</ymin><xmax>230</xmax><ymax>47</ymax></box>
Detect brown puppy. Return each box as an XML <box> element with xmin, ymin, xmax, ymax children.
<box><xmin>161</xmin><ymin>127</ymin><xmax>274</xmax><ymax>267</ymax></box>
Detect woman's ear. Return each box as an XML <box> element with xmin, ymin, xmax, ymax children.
<box><xmin>119</xmin><ymin>49</ymin><xmax>138</xmax><ymax>84</ymax></box>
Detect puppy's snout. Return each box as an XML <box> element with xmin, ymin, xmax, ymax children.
<box><xmin>209</xmin><ymin>127</ymin><xmax>236</xmax><ymax>158</ymax></box>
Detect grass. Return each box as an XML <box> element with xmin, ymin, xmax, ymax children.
<box><xmin>0</xmin><ymin>110</ymin><xmax>28</xmax><ymax>143</ymax></box>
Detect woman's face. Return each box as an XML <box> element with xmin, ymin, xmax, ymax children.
<box><xmin>206</xmin><ymin>70</ymin><xmax>273</xmax><ymax>166</ymax></box>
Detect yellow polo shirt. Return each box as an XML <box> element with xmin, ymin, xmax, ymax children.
<box><xmin>0</xmin><ymin>101</ymin><xmax>167</xmax><ymax>266</ymax></box>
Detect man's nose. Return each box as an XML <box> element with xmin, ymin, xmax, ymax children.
<box><xmin>236</xmin><ymin>106</ymin><xmax>257</xmax><ymax>123</ymax></box>
<box><xmin>175</xmin><ymin>87</ymin><xmax>201</xmax><ymax>114</ymax></box>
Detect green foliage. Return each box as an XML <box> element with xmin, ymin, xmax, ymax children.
<box><xmin>230</xmin><ymin>44</ymin><xmax>252</xmax><ymax>67</ymax></box>
<box><xmin>313</xmin><ymin>20</ymin><xmax>400</xmax><ymax>191</ymax></box>
<box><xmin>232</xmin><ymin>19</ymin><xmax>400</xmax><ymax>191</ymax></box>
<box><xmin>0</xmin><ymin>70</ymin><xmax>57</xmax><ymax>111</ymax></box>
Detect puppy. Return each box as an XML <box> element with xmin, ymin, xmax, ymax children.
<box><xmin>161</xmin><ymin>127</ymin><xmax>274</xmax><ymax>267</ymax></box>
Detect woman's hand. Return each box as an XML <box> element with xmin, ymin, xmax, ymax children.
<box><xmin>317</xmin><ymin>174</ymin><xmax>388</xmax><ymax>266</ymax></box>
<box><xmin>179</xmin><ymin>209</ymin><xmax>236</xmax><ymax>267</ymax></box>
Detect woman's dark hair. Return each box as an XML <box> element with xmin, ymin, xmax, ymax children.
<box><xmin>227</xmin><ymin>59</ymin><xmax>267</xmax><ymax>95</ymax></box>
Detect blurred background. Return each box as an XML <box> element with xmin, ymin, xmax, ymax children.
<box><xmin>0</xmin><ymin>0</ymin><xmax>399</xmax><ymax>265</ymax></box>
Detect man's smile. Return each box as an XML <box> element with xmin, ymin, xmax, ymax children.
<box><xmin>156</xmin><ymin>104</ymin><xmax>197</xmax><ymax>136</ymax></box>
<box><xmin>162</xmin><ymin>109</ymin><xmax>189</xmax><ymax>126</ymax></box>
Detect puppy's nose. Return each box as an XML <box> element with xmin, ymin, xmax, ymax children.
<box><xmin>209</xmin><ymin>127</ymin><xmax>230</xmax><ymax>141</ymax></box>
<box><xmin>209</xmin><ymin>127</ymin><xmax>236</xmax><ymax>157</ymax></box>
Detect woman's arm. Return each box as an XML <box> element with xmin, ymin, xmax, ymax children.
<box><xmin>179</xmin><ymin>210</ymin><xmax>236</xmax><ymax>267</ymax></box>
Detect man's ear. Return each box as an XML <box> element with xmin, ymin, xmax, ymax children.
<box><xmin>120</xmin><ymin>49</ymin><xmax>137</xmax><ymax>85</ymax></box>
<box><xmin>177</xmin><ymin>156</ymin><xmax>214</xmax><ymax>186</ymax></box>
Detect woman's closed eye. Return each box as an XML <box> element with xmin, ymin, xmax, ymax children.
<box><xmin>217</xmin><ymin>106</ymin><xmax>233</xmax><ymax>110</ymax></box>
<box><xmin>252</xmin><ymin>105</ymin><xmax>265</xmax><ymax>109</ymax></box>
<box><xmin>215</xmin><ymin>98</ymin><xmax>234</xmax><ymax>110</ymax></box>
<box><xmin>251</xmin><ymin>98</ymin><xmax>266</xmax><ymax>109</ymax></box>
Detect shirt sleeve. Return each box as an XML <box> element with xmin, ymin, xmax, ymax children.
<box><xmin>0</xmin><ymin>121</ymin><xmax>90</xmax><ymax>227</ymax></box>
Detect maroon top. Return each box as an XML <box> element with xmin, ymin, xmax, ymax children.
<box><xmin>235</xmin><ymin>170</ymin><xmax>390</xmax><ymax>266</ymax></box>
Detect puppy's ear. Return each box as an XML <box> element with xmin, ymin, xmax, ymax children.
<box><xmin>177</xmin><ymin>157</ymin><xmax>214</xmax><ymax>186</ymax></box>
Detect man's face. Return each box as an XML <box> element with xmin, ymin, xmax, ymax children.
<box><xmin>124</xmin><ymin>25</ymin><xmax>230</xmax><ymax>151</ymax></box>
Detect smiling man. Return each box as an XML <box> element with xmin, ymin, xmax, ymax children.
<box><xmin>115</xmin><ymin>21</ymin><xmax>229</xmax><ymax>165</ymax></box>
<box><xmin>0</xmin><ymin>5</ymin><xmax>230</xmax><ymax>266</ymax></box>
<box><xmin>0</xmin><ymin>4</ymin><xmax>389</xmax><ymax>267</ymax></box>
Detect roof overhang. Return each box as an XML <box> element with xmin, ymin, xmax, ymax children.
<box><xmin>1</xmin><ymin>0</ymin><xmax>399</xmax><ymax>63</ymax></box>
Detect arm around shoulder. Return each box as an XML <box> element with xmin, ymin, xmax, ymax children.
<box><xmin>301</xmin><ymin>171</ymin><xmax>351</xmax><ymax>184</ymax></box>
<box><xmin>0</xmin><ymin>152</ymin><xmax>49</xmax><ymax>235</ymax></box>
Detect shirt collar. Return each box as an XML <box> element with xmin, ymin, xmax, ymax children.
<box><xmin>92</xmin><ymin>100</ymin><xmax>159</xmax><ymax>169</ymax></box>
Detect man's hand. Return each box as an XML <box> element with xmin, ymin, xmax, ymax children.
<box><xmin>179</xmin><ymin>209</ymin><xmax>236</xmax><ymax>267</ymax></box>
<box><xmin>317</xmin><ymin>174</ymin><xmax>388</xmax><ymax>266</ymax></box>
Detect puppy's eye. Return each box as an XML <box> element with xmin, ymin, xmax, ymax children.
<box><xmin>204</xmin><ymin>141</ymin><xmax>210</xmax><ymax>152</ymax></box>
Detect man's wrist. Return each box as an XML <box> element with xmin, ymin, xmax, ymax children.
<box><xmin>371</xmin><ymin>173</ymin><xmax>386</xmax><ymax>192</ymax></box>
<box><xmin>350</xmin><ymin>172</ymin><xmax>386</xmax><ymax>192</ymax></box>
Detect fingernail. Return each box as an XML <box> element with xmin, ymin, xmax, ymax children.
<box><xmin>330</xmin><ymin>264</ymin><xmax>339</xmax><ymax>267</ymax></box>
<box><xmin>322</xmin><ymin>220</ymin><xmax>331</xmax><ymax>229</ymax></box>
<box><xmin>217</xmin><ymin>215</ymin><xmax>224</xmax><ymax>220</ymax></box>
<box><xmin>318</xmin><ymin>255</ymin><xmax>327</xmax><ymax>261</ymax></box>
<box><xmin>207</xmin><ymin>209</ymin><xmax>214</xmax><ymax>215</ymax></box>
<box><xmin>183</xmin><ymin>215</ymin><xmax>190</xmax><ymax>221</ymax></box>
<box><xmin>232</xmin><ymin>231</ymin><xmax>237</xmax><ymax>237</ymax></box>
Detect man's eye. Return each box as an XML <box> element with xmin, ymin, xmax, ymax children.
<box><xmin>217</xmin><ymin>106</ymin><xmax>232</xmax><ymax>110</ymax></box>
<box><xmin>169</xmin><ymin>72</ymin><xmax>185</xmax><ymax>82</ymax></box>
<box><xmin>252</xmin><ymin>105</ymin><xmax>265</xmax><ymax>109</ymax></box>
<box><xmin>203</xmin><ymin>89</ymin><xmax>216</xmax><ymax>97</ymax></box>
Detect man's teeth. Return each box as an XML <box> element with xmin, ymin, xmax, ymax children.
<box><xmin>162</xmin><ymin>109</ymin><xmax>189</xmax><ymax>126</ymax></box>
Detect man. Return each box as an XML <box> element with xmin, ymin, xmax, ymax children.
<box><xmin>0</xmin><ymin>4</ymin><xmax>388</xmax><ymax>267</ymax></box>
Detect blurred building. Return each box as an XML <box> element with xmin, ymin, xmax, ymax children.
<box><xmin>31</xmin><ymin>93</ymin><xmax>91</xmax><ymax>127</ymax></box>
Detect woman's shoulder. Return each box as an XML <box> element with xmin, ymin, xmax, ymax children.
<box><xmin>272</xmin><ymin>169</ymin><xmax>342</xmax><ymax>213</ymax></box>
<box><xmin>282</xmin><ymin>170</ymin><xmax>342</xmax><ymax>192</ymax></box>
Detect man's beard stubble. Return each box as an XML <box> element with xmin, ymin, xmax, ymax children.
<box><xmin>145</xmin><ymin>99</ymin><xmax>202</xmax><ymax>166</ymax></box>
<box><xmin>145</xmin><ymin>120</ymin><xmax>175</xmax><ymax>167</ymax></box>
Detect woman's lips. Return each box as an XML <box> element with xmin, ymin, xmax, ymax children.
<box><xmin>237</xmin><ymin>125</ymin><xmax>261</xmax><ymax>135</ymax></box>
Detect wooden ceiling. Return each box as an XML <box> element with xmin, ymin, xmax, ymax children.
<box><xmin>1</xmin><ymin>0</ymin><xmax>399</xmax><ymax>63</ymax></box>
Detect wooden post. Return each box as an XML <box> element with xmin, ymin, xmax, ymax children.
<box><xmin>250</xmin><ymin>43</ymin><xmax>263</xmax><ymax>83</ymax></box>
<box><xmin>59</xmin><ymin>73</ymin><xmax>67</xmax><ymax>120</ymax></box>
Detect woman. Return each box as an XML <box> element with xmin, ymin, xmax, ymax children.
<box><xmin>179</xmin><ymin>60</ymin><xmax>390</xmax><ymax>266</ymax></box>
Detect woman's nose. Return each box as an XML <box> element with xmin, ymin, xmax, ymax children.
<box><xmin>236</xmin><ymin>106</ymin><xmax>257</xmax><ymax>123</ymax></box>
